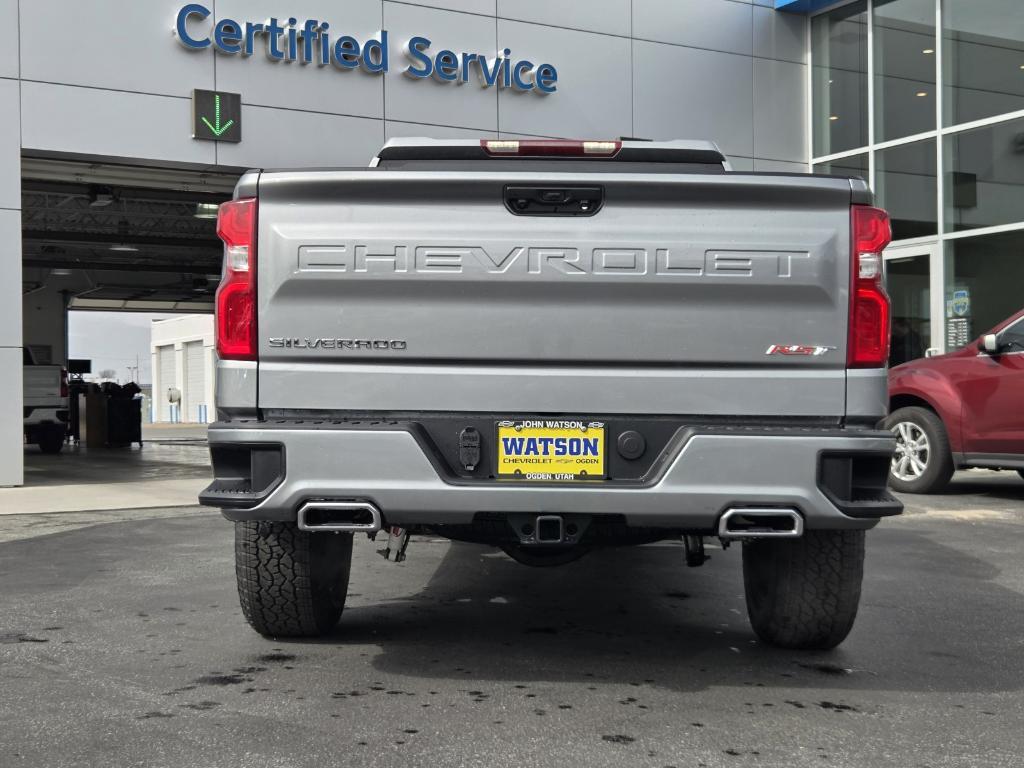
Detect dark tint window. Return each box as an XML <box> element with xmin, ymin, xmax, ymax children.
<box><xmin>876</xmin><ymin>139</ymin><xmax>937</xmax><ymax>240</ymax></box>
<box><xmin>943</xmin><ymin>0</ymin><xmax>1024</xmax><ymax>126</ymax></box>
<box><xmin>812</xmin><ymin>1</ymin><xmax>869</xmax><ymax>156</ymax></box>
<box><xmin>874</xmin><ymin>0</ymin><xmax>936</xmax><ymax>142</ymax></box>
<box><xmin>948</xmin><ymin>229</ymin><xmax>1024</xmax><ymax>347</ymax></box>
<box><xmin>999</xmin><ymin>317</ymin><xmax>1024</xmax><ymax>351</ymax></box>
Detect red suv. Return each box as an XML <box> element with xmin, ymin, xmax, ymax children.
<box><xmin>885</xmin><ymin>308</ymin><xmax>1024</xmax><ymax>493</ymax></box>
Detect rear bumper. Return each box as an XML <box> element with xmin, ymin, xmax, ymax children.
<box><xmin>24</xmin><ymin>407</ymin><xmax>68</xmax><ymax>425</ymax></box>
<box><xmin>201</xmin><ymin>420</ymin><xmax>901</xmax><ymax>531</ymax></box>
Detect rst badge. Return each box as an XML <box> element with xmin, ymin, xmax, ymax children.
<box><xmin>766</xmin><ymin>344</ymin><xmax>835</xmax><ymax>356</ymax></box>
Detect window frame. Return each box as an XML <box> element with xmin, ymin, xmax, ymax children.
<box><xmin>808</xmin><ymin>0</ymin><xmax>1024</xmax><ymax>245</ymax></box>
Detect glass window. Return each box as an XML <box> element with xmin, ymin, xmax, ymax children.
<box><xmin>999</xmin><ymin>317</ymin><xmax>1024</xmax><ymax>351</ymax></box>
<box><xmin>813</xmin><ymin>153</ymin><xmax>868</xmax><ymax>180</ymax></box>
<box><xmin>887</xmin><ymin>254</ymin><xmax>932</xmax><ymax>365</ymax></box>
<box><xmin>945</xmin><ymin>230</ymin><xmax>1024</xmax><ymax>349</ymax></box>
<box><xmin>874</xmin><ymin>0</ymin><xmax>936</xmax><ymax>142</ymax></box>
<box><xmin>942</xmin><ymin>0</ymin><xmax>1024</xmax><ymax>126</ymax></box>
<box><xmin>876</xmin><ymin>140</ymin><xmax>937</xmax><ymax>240</ymax></box>
<box><xmin>812</xmin><ymin>1</ymin><xmax>869</xmax><ymax>157</ymax></box>
<box><xmin>944</xmin><ymin>116</ymin><xmax>1024</xmax><ymax>233</ymax></box>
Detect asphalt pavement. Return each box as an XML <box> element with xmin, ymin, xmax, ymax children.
<box><xmin>1</xmin><ymin>471</ymin><xmax>1022</xmax><ymax>768</ymax></box>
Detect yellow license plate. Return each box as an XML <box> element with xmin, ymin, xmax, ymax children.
<box><xmin>496</xmin><ymin>420</ymin><xmax>606</xmax><ymax>481</ymax></box>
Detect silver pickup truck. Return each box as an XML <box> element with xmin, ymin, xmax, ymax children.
<box><xmin>200</xmin><ymin>138</ymin><xmax>902</xmax><ymax>649</ymax></box>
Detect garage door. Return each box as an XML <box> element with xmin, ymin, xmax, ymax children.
<box><xmin>184</xmin><ymin>341</ymin><xmax>206</xmax><ymax>423</ymax></box>
<box><xmin>157</xmin><ymin>345</ymin><xmax>176</xmax><ymax>422</ymax></box>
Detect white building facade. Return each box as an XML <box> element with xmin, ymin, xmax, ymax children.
<box><xmin>150</xmin><ymin>316</ymin><xmax>216</xmax><ymax>424</ymax></box>
<box><xmin>3</xmin><ymin>0</ymin><xmax>813</xmax><ymax>486</ymax></box>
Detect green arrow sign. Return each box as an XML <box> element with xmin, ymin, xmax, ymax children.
<box><xmin>192</xmin><ymin>89</ymin><xmax>241</xmax><ymax>143</ymax></box>
<box><xmin>201</xmin><ymin>95</ymin><xmax>235</xmax><ymax>136</ymax></box>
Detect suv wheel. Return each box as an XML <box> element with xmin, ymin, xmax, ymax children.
<box><xmin>743</xmin><ymin>530</ymin><xmax>864</xmax><ymax>650</ymax></box>
<box><xmin>883</xmin><ymin>406</ymin><xmax>954</xmax><ymax>494</ymax></box>
<box><xmin>235</xmin><ymin>521</ymin><xmax>353</xmax><ymax>638</ymax></box>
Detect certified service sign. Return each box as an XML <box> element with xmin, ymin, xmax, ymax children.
<box><xmin>175</xmin><ymin>4</ymin><xmax>559</xmax><ymax>93</ymax></box>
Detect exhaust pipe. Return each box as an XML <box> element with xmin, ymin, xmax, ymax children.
<box><xmin>718</xmin><ymin>508</ymin><xmax>803</xmax><ymax>539</ymax></box>
<box><xmin>297</xmin><ymin>501</ymin><xmax>382</xmax><ymax>533</ymax></box>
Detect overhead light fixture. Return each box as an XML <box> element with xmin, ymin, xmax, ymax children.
<box><xmin>194</xmin><ymin>203</ymin><xmax>220</xmax><ymax>220</ymax></box>
<box><xmin>50</xmin><ymin>268</ymin><xmax>72</xmax><ymax>277</ymax></box>
<box><xmin>829</xmin><ymin>115</ymin><xmax>839</xmax><ymax>121</ymax></box>
<box><xmin>88</xmin><ymin>186</ymin><xmax>115</xmax><ymax>208</ymax></box>
<box><xmin>109</xmin><ymin>244</ymin><xmax>139</xmax><ymax>252</ymax></box>
<box><xmin>922</xmin><ymin>48</ymin><xmax>934</xmax><ymax>54</ymax></box>
<box><xmin>916</xmin><ymin>91</ymin><xmax>928</xmax><ymax>97</ymax></box>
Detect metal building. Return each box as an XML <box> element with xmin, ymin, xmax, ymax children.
<box><xmin>4</xmin><ymin>0</ymin><xmax>1022</xmax><ymax>485</ymax></box>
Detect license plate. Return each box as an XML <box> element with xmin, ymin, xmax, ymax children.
<box><xmin>496</xmin><ymin>420</ymin><xmax>606</xmax><ymax>481</ymax></box>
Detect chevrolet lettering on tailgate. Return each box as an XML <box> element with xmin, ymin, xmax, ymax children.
<box><xmin>497</xmin><ymin>420</ymin><xmax>605</xmax><ymax>481</ymax></box>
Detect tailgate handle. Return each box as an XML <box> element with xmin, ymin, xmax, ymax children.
<box><xmin>504</xmin><ymin>186</ymin><xmax>604</xmax><ymax>217</ymax></box>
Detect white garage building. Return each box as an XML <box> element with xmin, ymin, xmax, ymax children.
<box><xmin>150</xmin><ymin>316</ymin><xmax>216</xmax><ymax>424</ymax></box>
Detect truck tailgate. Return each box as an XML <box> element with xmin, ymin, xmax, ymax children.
<box><xmin>255</xmin><ymin>171</ymin><xmax>854</xmax><ymax>417</ymax></box>
<box><xmin>24</xmin><ymin>365</ymin><xmax>62</xmax><ymax>406</ymax></box>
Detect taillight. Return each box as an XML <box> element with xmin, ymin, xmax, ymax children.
<box><xmin>60</xmin><ymin>368</ymin><xmax>68</xmax><ymax>398</ymax></box>
<box><xmin>215</xmin><ymin>198</ymin><xmax>257</xmax><ymax>361</ymax></box>
<box><xmin>848</xmin><ymin>206</ymin><xmax>892</xmax><ymax>368</ymax></box>
<box><xmin>480</xmin><ymin>139</ymin><xmax>621</xmax><ymax>157</ymax></box>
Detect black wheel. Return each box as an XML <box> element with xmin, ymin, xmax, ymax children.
<box><xmin>234</xmin><ymin>521</ymin><xmax>353</xmax><ymax>638</ymax></box>
<box><xmin>743</xmin><ymin>530</ymin><xmax>865</xmax><ymax>650</ymax></box>
<box><xmin>36</xmin><ymin>429</ymin><xmax>66</xmax><ymax>454</ymax></box>
<box><xmin>883</xmin><ymin>406</ymin><xmax>954</xmax><ymax>494</ymax></box>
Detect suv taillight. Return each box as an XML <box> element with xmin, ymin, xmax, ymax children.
<box><xmin>215</xmin><ymin>198</ymin><xmax>257</xmax><ymax>361</ymax></box>
<box><xmin>848</xmin><ymin>206</ymin><xmax>892</xmax><ymax>368</ymax></box>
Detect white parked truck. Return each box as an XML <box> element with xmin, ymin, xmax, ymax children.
<box><xmin>23</xmin><ymin>347</ymin><xmax>69</xmax><ymax>454</ymax></box>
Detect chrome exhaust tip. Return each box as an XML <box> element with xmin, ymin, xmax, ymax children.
<box><xmin>718</xmin><ymin>508</ymin><xmax>803</xmax><ymax>539</ymax></box>
<box><xmin>297</xmin><ymin>501</ymin><xmax>382</xmax><ymax>533</ymax></box>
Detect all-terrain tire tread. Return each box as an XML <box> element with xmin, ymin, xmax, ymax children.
<box><xmin>234</xmin><ymin>521</ymin><xmax>351</xmax><ymax>638</ymax></box>
<box><xmin>743</xmin><ymin>530</ymin><xmax>865</xmax><ymax>650</ymax></box>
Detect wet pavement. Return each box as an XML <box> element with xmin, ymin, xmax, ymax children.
<box><xmin>9</xmin><ymin>425</ymin><xmax>210</xmax><ymax>514</ymax></box>
<box><xmin>1</xmin><ymin>471</ymin><xmax>1022</xmax><ymax>768</ymax></box>
<box><xmin>22</xmin><ymin>424</ymin><xmax>210</xmax><ymax>487</ymax></box>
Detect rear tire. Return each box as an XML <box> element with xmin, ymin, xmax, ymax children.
<box><xmin>234</xmin><ymin>521</ymin><xmax>353</xmax><ymax>638</ymax></box>
<box><xmin>36</xmin><ymin>429</ymin><xmax>66</xmax><ymax>455</ymax></box>
<box><xmin>883</xmin><ymin>406</ymin><xmax>954</xmax><ymax>494</ymax></box>
<box><xmin>743</xmin><ymin>530</ymin><xmax>865</xmax><ymax>650</ymax></box>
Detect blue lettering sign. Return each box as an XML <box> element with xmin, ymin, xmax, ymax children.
<box><xmin>176</xmin><ymin>4</ymin><xmax>212</xmax><ymax>49</ymax></box>
<box><xmin>174</xmin><ymin>5</ymin><xmax>558</xmax><ymax>93</ymax></box>
<box><xmin>214</xmin><ymin>19</ymin><xmax>242</xmax><ymax>54</ymax></box>
<box><xmin>334</xmin><ymin>36</ymin><xmax>361</xmax><ymax>69</ymax></box>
